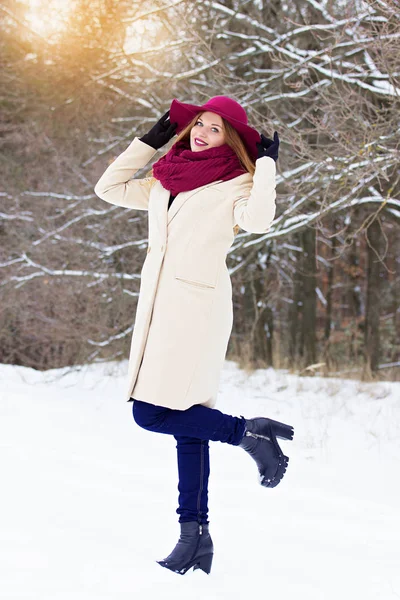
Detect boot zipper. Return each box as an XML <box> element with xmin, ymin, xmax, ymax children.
<box><xmin>246</xmin><ymin>431</ymin><xmax>271</xmax><ymax>442</ymax></box>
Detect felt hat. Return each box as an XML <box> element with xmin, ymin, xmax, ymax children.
<box><xmin>169</xmin><ymin>96</ymin><xmax>261</xmax><ymax>160</ymax></box>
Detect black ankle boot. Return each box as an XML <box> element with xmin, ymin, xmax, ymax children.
<box><xmin>157</xmin><ymin>522</ymin><xmax>214</xmax><ymax>575</ymax></box>
<box><xmin>239</xmin><ymin>417</ymin><xmax>294</xmax><ymax>488</ymax></box>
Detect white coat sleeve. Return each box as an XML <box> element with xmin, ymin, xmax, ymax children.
<box><xmin>233</xmin><ymin>155</ymin><xmax>276</xmax><ymax>233</ymax></box>
<box><xmin>94</xmin><ymin>137</ymin><xmax>158</xmax><ymax>210</ymax></box>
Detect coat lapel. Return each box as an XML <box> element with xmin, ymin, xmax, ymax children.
<box><xmin>166</xmin><ymin>180</ymin><xmax>224</xmax><ymax>225</ymax></box>
<box><xmin>154</xmin><ymin>180</ymin><xmax>224</xmax><ymax>235</ymax></box>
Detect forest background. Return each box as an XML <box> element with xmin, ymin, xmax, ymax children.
<box><xmin>1</xmin><ymin>0</ymin><xmax>399</xmax><ymax>381</ymax></box>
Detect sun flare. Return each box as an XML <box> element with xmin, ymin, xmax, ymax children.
<box><xmin>25</xmin><ymin>0</ymin><xmax>74</xmax><ymax>39</ymax></box>
<box><xmin>25</xmin><ymin>0</ymin><xmax>162</xmax><ymax>51</ymax></box>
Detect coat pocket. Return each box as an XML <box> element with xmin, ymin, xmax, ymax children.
<box><xmin>174</xmin><ymin>229</ymin><xmax>223</xmax><ymax>289</ymax></box>
<box><xmin>175</xmin><ymin>276</ymin><xmax>215</xmax><ymax>290</ymax></box>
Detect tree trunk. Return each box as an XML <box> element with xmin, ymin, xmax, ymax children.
<box><xmin>324</xmin><ymin>223</ymin><xmax>337</xmax><ymax>341</ymax></box>
<box><xmin>364</xmin><ymin>218</ymin><xmax>382</xmax><ymax>373</ymax></box>
<box><xmin>301</xmin><ymin>227</ymin><xmax>317</xmax><ymax>366</ymax></box>
<box><xmin>288</xmin><ymin>236</ymin><xmax>302</xmax><ymax>365</ymax></box>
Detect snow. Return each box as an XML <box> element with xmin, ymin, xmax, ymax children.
<box><xmin>315</xmin><ymin>286</ymin><xmax>327</xmax><ymax>305</ymax></box>
<box><xmin>1</xmin><ymin>360</ymin><xmax>399</xmax><ymax>599</ymax></box>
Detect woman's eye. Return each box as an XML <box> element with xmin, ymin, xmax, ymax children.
<box><xmin>196</xmin><ymin>121</ymin><xmax>219</xmax><ymax>132</ymax></box>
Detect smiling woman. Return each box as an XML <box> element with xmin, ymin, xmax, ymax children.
<box><xmin>93</xmin><ymin>94</ymin><xmax>288</xmax><ymax>576</ymax></box>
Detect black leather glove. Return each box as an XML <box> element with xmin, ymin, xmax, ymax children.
<box><xmin>256</xmin><ymin>131</ymin><xmax>279</xmax><ymax>162</ymax></box>
<box><xmin>139</xmin><ymin>110</ymin><xmax>178</xmax><ymax>150</ymax></box>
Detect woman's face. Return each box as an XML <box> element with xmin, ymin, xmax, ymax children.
<box><xmin>190</xmin><ymin>111</ymin><xmax>226</xmax><ymax>152</ymax></box>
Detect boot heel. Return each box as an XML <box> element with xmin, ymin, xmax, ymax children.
<box><xmin>193</xmin><ymin>552</ymin><xmax>213</xmax><ymax>574</ymax></box>
<box><xmin>268</xmin><ymin>419</ymin><xmax>294</xmax><ymax>441</ymax></box>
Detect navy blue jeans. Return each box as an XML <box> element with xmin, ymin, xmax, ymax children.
<box><xmin>132</xmin><ymin>399</ymin><xmax>246</xmax><ymax>524</ymax></box>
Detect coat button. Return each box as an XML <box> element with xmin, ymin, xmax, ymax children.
<box><xmin>147</xmin><ymin>246</ymin><xmax>151</xmax><ymax>254</ymax></box>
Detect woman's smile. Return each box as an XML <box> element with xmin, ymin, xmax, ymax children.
<box><xmin>194</xmin><ymin>138</ymin><xmax>208</xmax><ymax>147</ymax></box>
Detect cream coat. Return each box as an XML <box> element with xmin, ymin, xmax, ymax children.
<box><xmin>94</xmin><ymin>137</ymin><xmax>276</xmax><ymax>410</ymax></box>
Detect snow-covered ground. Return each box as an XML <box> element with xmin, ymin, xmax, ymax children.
<box><xmin>0</xmin><ymin>360</ymin><xmax>399</xmax><ymax>600</ymax></box>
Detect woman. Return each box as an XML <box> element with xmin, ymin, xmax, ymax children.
<box><xmin>94</xmin><ymin>96</ymin><xmax>294</xmax><ymax>576</ymax></box>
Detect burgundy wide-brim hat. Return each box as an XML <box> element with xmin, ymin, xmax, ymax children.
<box><xmin>169</xmin><ymin>96</ymin><xmax>261</xmax><ymax>160</ymax></box>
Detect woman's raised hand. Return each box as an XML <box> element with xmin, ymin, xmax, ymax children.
<box><xmin>139</xmin><ymin>110</ymin><xmax>178</xmax><ymax>150</ymax></box>
<box><xmin>256</xmin><ymin>131</ymin><xmax>280</xmax><ymax>162</ymax></box>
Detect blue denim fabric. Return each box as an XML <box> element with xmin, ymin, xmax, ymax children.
<box><xmin>132</xmin><ymin>399</ymin><xmax>246</xmax><ymax>524</ymax></box>
<box><xmin>175</xmin><ymin>436</ymin><xmax>210</xmax><ymax>524</ymax></box>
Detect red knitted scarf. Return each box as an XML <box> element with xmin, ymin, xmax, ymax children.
<box><xmin>152</xmin><ymin>139</ymin><xmax>246</xmax><ymax>195</ymax></box>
